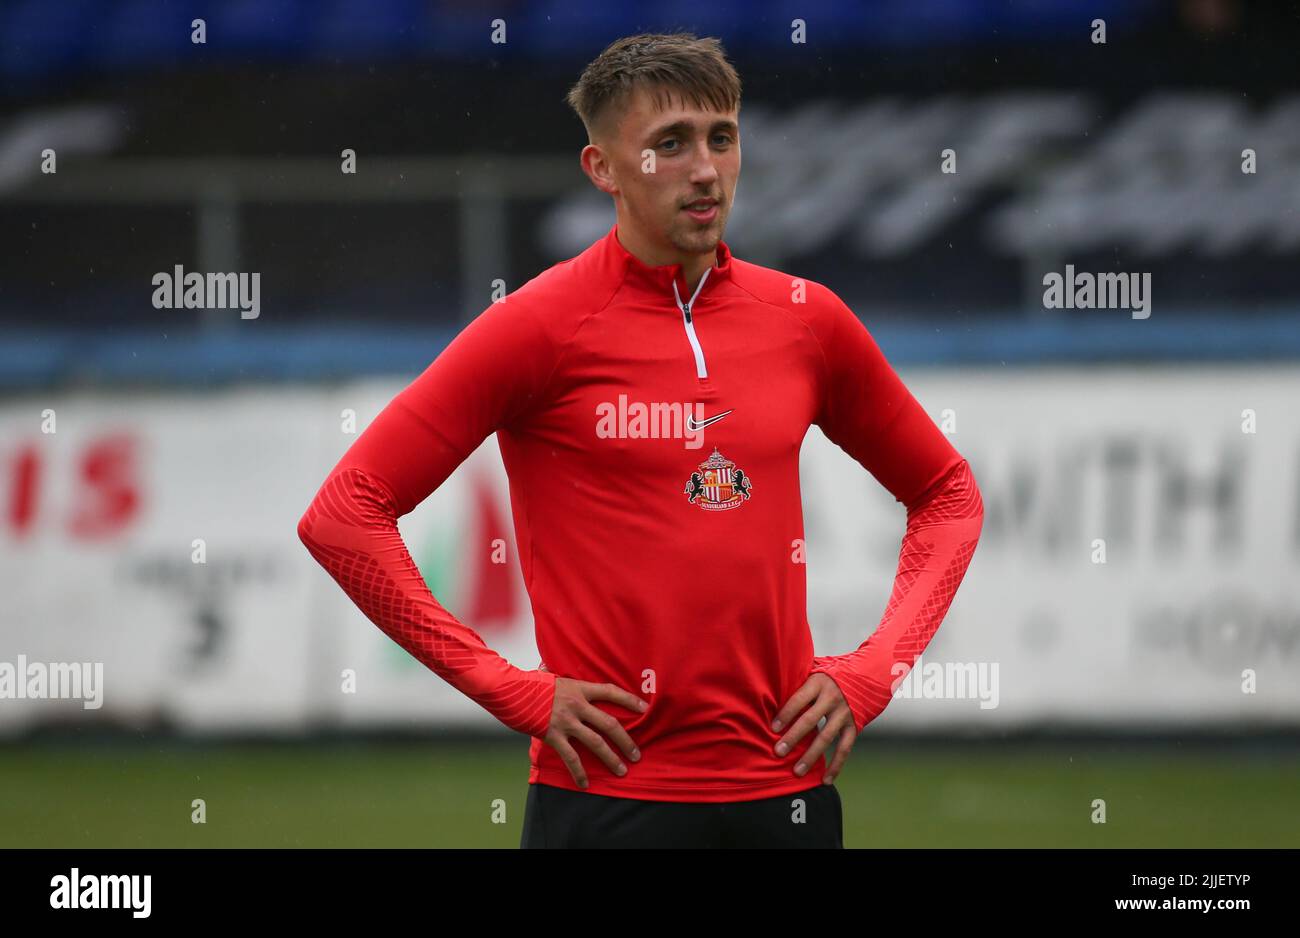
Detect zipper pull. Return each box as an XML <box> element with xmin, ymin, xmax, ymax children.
<box><xmin>683</xmin><ymin>305</ymin><xmax>692</xmax><ymax>323</ymax></box>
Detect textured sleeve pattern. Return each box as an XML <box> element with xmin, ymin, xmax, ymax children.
<box><xmin>297</xmin><ymin>297</ymin><xmax>560</xmax><ymax>738</ymax></box>
<box><xmin>809</xmin><ymin>286</ymin><xmax>984</xmax><ymax>734</ymax></box>
<box><xmin>809</xmin><ymin>459</ymin><xmax>983</xmax><ymax>734</ymax></box>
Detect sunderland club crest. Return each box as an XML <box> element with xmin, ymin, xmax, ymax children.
<box><xmin>684</xmin><ymin>447</ymin><xmax>753</xmax><ymax>511</ymax></box>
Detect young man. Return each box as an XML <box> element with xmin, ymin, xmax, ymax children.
<box><xmin>297</xmin><ymin>32</ymin><xmax>984</xmax><ymax>849</ymax></box>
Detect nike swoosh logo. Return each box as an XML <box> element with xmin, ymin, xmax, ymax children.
<box><xmin>687</xmin><ymin>409</ymin><xmax>734</xmax><ymax>432</ymax></box>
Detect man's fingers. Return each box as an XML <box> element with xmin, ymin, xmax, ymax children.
<box><xmin>774</xmin><ymin>692</ymin><xmax>832</xmax><ymax>756</ymax></box>
<box><xmin>543</xmin><ymin>677</ymin><xmax>642</xmax><ymax>786</ymax></box>
<box><xmin>583</xmin><ymin>681</ymin><xmax>649</xmax><ymax>715</ymax></box>
<box><xmin>793</xmin><ymin>706</ymin><xmax>854</xmax><ymax>779</ymax></box>
<box><xmin>794</xmin><ymin>722</ymin><xmax>839</xmax><ymax>776</ymax></box>
<box><xmin>824</xmin><ymin>723</ymin><xmax>856</xmax><ymax>783</ymax></box>
<box><xmin>583</xmin><ymin>705</ymin><xmax>641</xmax><ymax>761</ymax></box>
<box><xmin>549</xmin><ymin>733</ymin><xmax>588</xmax><ymax>789</ymax></box>
<box><xmin>772</xmin><ymin>680</ymin><xmax>820</xmax><ymax>732</ymax></box>
<box><xmin>572</xmin><ymin>724</ymin><xmax>628</xmax><ymax>778</ymax></box>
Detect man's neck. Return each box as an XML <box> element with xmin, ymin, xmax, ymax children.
<box><xmin>616</xmin><ymin>223</ymin><xmax>717</xmax><ymax>293</ymax></box>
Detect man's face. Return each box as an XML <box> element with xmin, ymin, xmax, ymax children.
<box><xmin>592</xmin><ymin>85</ymin><xmax>740</xmax><ymax>257</ymax></box>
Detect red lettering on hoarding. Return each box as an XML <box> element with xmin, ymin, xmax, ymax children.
<box><xmin>68</xmin><ymin>433</ymin><xmax>141</xmax><ymax>539</ymax></box>
<box><xmin>8</xmin><ymin>445</ymin><xmax>40</xmax><ymax>536</ymax></box>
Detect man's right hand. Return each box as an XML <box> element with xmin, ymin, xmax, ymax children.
<box><xmin>543</xmin><ymin>677</ymin><xmax>647</xmax><ymax>789</ymax></box>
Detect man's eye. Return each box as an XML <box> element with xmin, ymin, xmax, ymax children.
<box><xmin>660</xmin><ymin>139</ymin><xmax>679</xmax><ymax>151</ymax></box>
<box><xmin>713</xmin><ymin>134</ymin><xmax>733</xmax><ymax>146</ymax></box>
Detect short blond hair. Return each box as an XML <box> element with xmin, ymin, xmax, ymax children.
<box><xmin>565</xmin><ymin>32</ymin><xmax>742</xmax><ymax>143</ymax></box>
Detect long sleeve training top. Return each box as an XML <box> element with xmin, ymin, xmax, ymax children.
<box><xmin>297</xmin><ymin>222</ymin><xmax>984</xmax><ymax>802</ymax></box>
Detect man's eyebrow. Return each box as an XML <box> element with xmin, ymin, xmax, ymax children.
<box><xmin>646</xmin><ymin>118</ymin><xmax>739</xmax><ymax>141</ymax></box>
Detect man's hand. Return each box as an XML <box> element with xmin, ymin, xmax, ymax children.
<box><xmin>543</xmin><ymin>677</ymin><xmax>647</xmax><ymax>789</ymax></box>
<box><xmin>771</xmin><ymin>672</ymin><xmax>856</xmax><ymax>784</ymax></box>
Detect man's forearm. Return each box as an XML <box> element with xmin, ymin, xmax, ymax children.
<box><xmin>297</xmin><ymin>465</ymin><xmax>556</xmax><ymax>737</ymax></box>
<box><xmin>810</xmin><ymin>458</ymin><xmax>984</xmax><ymax>734</ymax></box>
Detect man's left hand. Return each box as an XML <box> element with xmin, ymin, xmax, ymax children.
<box><xmin>771</xmin><ymin>672</ymin><xmax>856</xmax><ymax>784</ymax></box>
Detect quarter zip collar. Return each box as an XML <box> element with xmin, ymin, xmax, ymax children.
<box><xmin>605</xmin><ymin>222</ymin><xmax>733</xmax><ymax>300</ymax></box>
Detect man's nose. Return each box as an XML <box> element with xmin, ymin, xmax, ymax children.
<box><xmin>687</xmin><ymin>140</ymin><xmax>720</xmax><ymax>184</ymax></box>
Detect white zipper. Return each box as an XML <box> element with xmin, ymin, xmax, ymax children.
<box><xmin>672</xmin><ymin>268</ymin><xmax>712</xmax><ymax>379</ymax></box>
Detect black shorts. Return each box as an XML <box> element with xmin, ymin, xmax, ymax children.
<box><xmin>519</xmin><ymin>781</ymin><xmax>843</xmax><ymax>848</ymax></box>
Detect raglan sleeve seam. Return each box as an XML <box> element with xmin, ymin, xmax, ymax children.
<box><xmin>502</xmin><ymin>275</ymin><xmax>625</xmax><ymax>436</ymax></box>
<box><xmin>726</xmin><ymin>277</ymin><xmax>835</xmax><ymax>430</ymax></box>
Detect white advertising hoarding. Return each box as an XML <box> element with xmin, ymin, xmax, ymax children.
<box><xmin>1</xmin><ymin>366</ymin><xmax>1296</xmax><ymax>733</ymax></box>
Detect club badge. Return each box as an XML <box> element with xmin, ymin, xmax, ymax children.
<box><xmin>684</xmin><ymin>447</ymin><xmax>752</xmax><ymax>511</ymax></box>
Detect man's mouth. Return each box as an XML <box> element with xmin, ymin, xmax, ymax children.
<box><xmin>683</xmin><ymin>198</ymin><xmax>719</xmax><ymax>222</ymax></box>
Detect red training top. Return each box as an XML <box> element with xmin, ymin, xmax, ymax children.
<box><xmin>298</xmin><ymin>222</ymin><xmax>984</xmax><ymax>802</ymax></box>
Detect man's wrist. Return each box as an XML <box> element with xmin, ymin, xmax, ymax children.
<box><xmin>809</xmin><ymin>654</ymin><xmax>869</xmax><ymax>735</ymax></box>
<box><xmin>472</xmin><ymin>665</ymin><xmax>557</xmax><ymax>739</ymax></box>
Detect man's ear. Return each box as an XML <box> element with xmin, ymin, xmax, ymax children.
<box><xmin>581</xmin><ymin>144</ymin><xmax>619</xmax><ymax>196</ymax></box>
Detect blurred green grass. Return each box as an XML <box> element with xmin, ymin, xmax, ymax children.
<box><xmin>2</xmin><ymin>740</ymin><xmax>1297</xmax><ymax>848</ymax></box>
